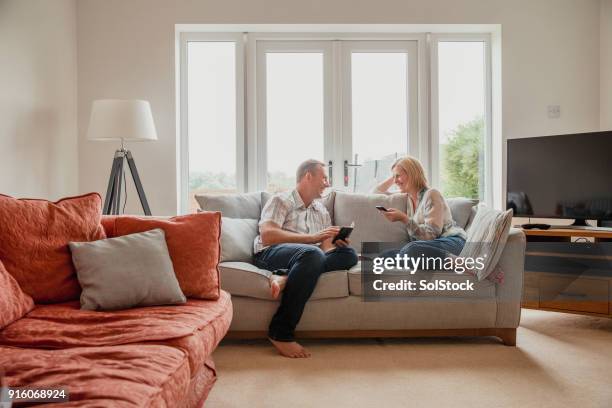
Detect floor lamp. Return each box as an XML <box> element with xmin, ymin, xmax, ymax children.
<box><xmin>87</xmin><ymin>99</ymin><xmax>157</xmax><ymax>215</ymax></box>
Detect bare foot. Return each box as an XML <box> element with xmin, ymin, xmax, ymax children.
<box><xmin>269</xmin><ymin>275</ymin><xmax>287</xmax><ymax>299</ymax></box>
<box><xmin>269</xmin><ymin>338</ymin><xmax>311</xmax><ymax>358</ymax></box>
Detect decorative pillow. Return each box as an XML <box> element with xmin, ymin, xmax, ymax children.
<box><xmin>220</xmin><ymin>217</ymin><xmax>259</xmax><ymax>262</ymax></box>
<box><xmin>195</xmin><ymin>192</ymin><xmax>262</xmax><ymax>219</ymax></box>
<box><xmin>0</xmin><ymin>193</ymin><xmax>106</xmax><ymax>303</ymax></box>
<box><xmin>69</xmin><ymin>229</ymin><xmax>186</xmax><ymax>311</ymax></box>
<box><xmin>333</xmin><ymin>191</ymin><xmax>412</xmax><ymax>250</ymax></box>
<box><xmin>0</xmin><ymin>260</ymin><xmax>34</xmax><ymax>329</ymax></box>
<box><xmin>108</xmin><ymin>212</ymin><xmax>222</xmax><ymax>299</ymax></box>
<box><xmin>446</xmin><ymin>198</ymin><xmax>478</xmax><ymax>230</ymax></box>
<box><xmin>458</xmin><ymin>205</ymin><xmax>513</xmax><ymax>281</ymax></box>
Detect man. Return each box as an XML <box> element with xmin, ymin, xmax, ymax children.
<box><xmin>254</xmin><ymin>159</ymin><xmax>358</xmax><ymax>358</ymax></box>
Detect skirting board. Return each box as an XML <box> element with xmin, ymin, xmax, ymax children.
<box><xmin>225</xmin><ymin>328</ymin><xmax>517</xmax><ymax>346</ymax></box>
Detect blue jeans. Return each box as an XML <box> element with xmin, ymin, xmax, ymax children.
<box><xmin>382</xmin><ymin>236</ymin><xmax>466</xmax><ymax>269</ymax></box>
<box><xmin>254</xmin><ymin>244</ymin><xmax>358</xmax><ymax>342</ymax></box>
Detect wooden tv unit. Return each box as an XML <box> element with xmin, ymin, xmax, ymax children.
<box><xmin>521</xmin><ymin>227</ymin><xmax>612</xmax><ymax>318</ymax></box>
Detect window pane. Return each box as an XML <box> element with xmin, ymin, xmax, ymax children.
<box><xmin>187</xmin><ymin>42</ymin><xmax>236</xmax><ymax>212</ymax></box>
<box><xmin>438</xmin><ymin>41</ymin><xmax>485</xmax><ymax>200</ymax></box>
<box><xmin>351</xmin><ymin>53</ymin><xmax>408</xmax><ymax>192</ymax></box>
<box><xmin>266</xmin><ymin>53</ymin><xmax>325</xmax><ymax>192</ymax></box>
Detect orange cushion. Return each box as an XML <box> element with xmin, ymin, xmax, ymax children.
<box><xmin>0</xmin><ymin>291</ymin><xmax>233</xmax><ymax>376</ymax></box>
<box><xmin>108</xmin><ymin>212</ymin><xmax>222</xmax><ymax>299</ymax></box>
<box><xmin>0</xmin><ymin>193</ymin><xmax>106</xmax><ymax>303</ymax></box>
<box><xmin>0</xmin><ymin>260</ymin><xmax>34</xmax><ymax>329</ymax></box>
<box><xmin>0</xmin><ymin>344</ymin><xmax>191</xmax><ymax>407</ymax></box>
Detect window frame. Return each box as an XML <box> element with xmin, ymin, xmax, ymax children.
<box><xmin>178</xmin><ymin>32</ymin><xmax>245</xmax><ymax>213</ymax></box>
<box><xmin>177</xmin><ymin>29</ymin><xmax>495</xmax><ymax>213</ymax></box>
<box><xmin>429</xmin><ymin>33</ymin><xmax>493</xmax><ymax>204</ymax></box>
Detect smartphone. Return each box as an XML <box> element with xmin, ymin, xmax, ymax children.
<box><xmin>375</xmin><ymin>205</ymin><xmax>390</xmax><ymax>212</ymax></box>
<box><xmin>332</xmin><ymin>221</ymin><xmax>355</xmax><ymax>244</ymax></box>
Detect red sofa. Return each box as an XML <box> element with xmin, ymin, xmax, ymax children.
<box><xmin>0</xmin><ymin>214</ymin><xmax>232</xmax><ymax>407</ymax></box>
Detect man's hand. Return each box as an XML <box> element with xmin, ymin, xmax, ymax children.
<box><xmin>320</xmin><ymin>237</ymin><xmax>350</xmax><ymax>252</ymax></box>
<box><xmin>309</xmin><ymin>226</ymin><xmax>341</xmax><ymax>244</ymax></box>
<box><xmin>382</xmin><ymin>208</ymin><xmax>409</xmax><ymax>224</ymax></box>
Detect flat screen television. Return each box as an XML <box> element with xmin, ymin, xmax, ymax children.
<box><xmin>506</xmin><ymin>131</ymin><xmax>612</xmax><ymax>226</ymax></box>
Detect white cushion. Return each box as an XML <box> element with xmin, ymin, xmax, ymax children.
<box><xmin>333</xmin><ymin>192</ymin><xmax>411</xmax><ymax>251</ymax></box>
<box><xmin>220</xmin><ymin>217</ymin><xmax>258</xmax><ymax>262</ymax></box>
<box><xmin>219</xmin><ymin>261</ymin><xmax>349</xmax><ymax>300</ymax></box>
<box><xmin>459</xmin><ymin>205</ymin><xmax>513</xmax><ymax>281</ymax></box>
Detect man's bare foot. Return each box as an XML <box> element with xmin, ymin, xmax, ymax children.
<box><xmin>269</xmin><ymin>275</ymin><xmax>287</xmax><ymax>299</ymax></box>
<box><xmin>269</xmin><ymin>338</ymin><xmax>311</xmax><ymax>358</ymax></box>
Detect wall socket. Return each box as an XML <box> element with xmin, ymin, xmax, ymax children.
<box><xmin>547</xmin><ymin>105</ymin><xmax>561</xmax><ymax>119</ymax></box>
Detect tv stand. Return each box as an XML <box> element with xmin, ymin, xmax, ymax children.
<box><xmin>569</xmin><ymin>218</ymin><xmax>589</xmax><ymax>227</ymax></box>
<box><xmin>520</xmin><ymin>227</ymin><xmax>612</xmax><ymax>318</ymax></box>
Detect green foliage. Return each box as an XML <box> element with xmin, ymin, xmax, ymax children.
<box><xmin>189</xmin><ymin>171</ymin><xmax>236</xmax><ymax>192</ymax></box>
<box><xmin>441</xmin><ymin>117</ymin><xmax>484</xmax><ymax>199</ymax></box>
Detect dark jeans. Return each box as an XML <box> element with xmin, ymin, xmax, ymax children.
<box><xmin>382</xmin><ymin>236</ymin><xmax>466</xmax><ymax>269</ymax></box>
<box><xmin>254</xmin><ymin>244</ymin><xmax>358</xmax><ymax>342</ymax></box>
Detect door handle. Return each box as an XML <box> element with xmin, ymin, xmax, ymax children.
<box><xmin>344</xmin><ymin>160</ymin><xmax>362</xmax><ymax>187</ymax></box>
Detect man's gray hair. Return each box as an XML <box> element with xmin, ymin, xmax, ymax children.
<box><xmin>296</xmin><ymin>159</ymin><xmax>325</xmax><ymax>183</ymax></box>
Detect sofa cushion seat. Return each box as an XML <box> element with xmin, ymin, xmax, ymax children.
<box><xmin>0</xmin><ymin>344</ymin><xmax>191</xmax><ymax>407</ymax></box>
<box><xmin>0</xmin><ymin>291</ymin><xmax>232</xmax><ymax>375</ymax></box>
<box><xmin>348</xmin><ymin>262</ymin><xmax>496</xmax><ymax>298</ymax></box>
<box><xmin>220</xmin><ymin>261</ymin><xmax>349</xmax><ymax>300</ymax></box>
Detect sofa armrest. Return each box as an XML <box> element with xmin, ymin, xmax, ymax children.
<box><xmin>495</xmin><ymin>227</ymin><xmax>526</xmax><ymax>328</ymax></box>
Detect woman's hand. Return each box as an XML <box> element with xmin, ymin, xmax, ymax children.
<box><xmin>382</xmin><ymin>208</ymin><xmax>409</xmax><ymax>224</ymax></box>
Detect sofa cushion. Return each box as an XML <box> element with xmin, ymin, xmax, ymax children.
<box><xmin>0</xmin><ymin>291</ymin><xmax>232</xmax><ymax>376</ymax></box>
<box><xmin>107</xmin><ymin>212</ymin><xmax>222</xmax><ymax>299</ymax></box>
<box><xmin>219</xmin><ymin>261</ymin><xmax>349</xmax><ymax>300</ymax></box>
<box><xmin>333</xmin><ymin>192</ymin><xmax>411</xmax><ymax>251</ymax></box>
<box><xmin>69</xmin><ymin>229</ymin><xmax>186</xmax><ymax>310</ymax></box>
<box><xmin>459</xmin><ymin>205</ymin><xmax>514</xmax><ymax>281</ymax></box>
<box><xmin>0</xmin><ymin>344</ymin><xmax>191</xmax><ymax>407</ymax></box>
<box><xmin>347</xmin><ymin>262</ymin><xmax>496</xmax><ymax>298</ymax></box>
<box><xmin>220</xmin><ymin>217</ymin><xmax>258</xmax><ymax>262</ymax></box>
<box><xmin>196</xmin><ymin>192</ymin><xmax>262</xmax><ymax>219</ymax></box>
<box><xmin>446</xmin><ymin>197</ymin><xmax>478</xmax><ymax>230</ymax></box>
<box><xmin>0</xmin><ymin>260</ymin><xmax>34</xmax><ymax>329</ymax></box>
<box><xmin>0</xmin><ymin>193</ymin><xmax>106</xmax><ymax>303</ymax></box>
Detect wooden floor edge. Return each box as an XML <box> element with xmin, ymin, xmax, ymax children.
<box><xmin>224</xmin><ymin>328</ymin><xmax>517</xmax><ymax>345</ymax></box>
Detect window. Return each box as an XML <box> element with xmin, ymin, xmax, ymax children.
<box><xmin>431</xmin><ymin>36</ymin><xmax>491</xmax><ymax>202</ymax></box>
<box><xmin>179</xmin><ymin>31</ymin><xmax>493</xmax><ymax>213</ymax></box>
<box><xmin>180</xmin><ymin>33</ymin><xmax>244</xmax><ymax>213</ymax></box>
<box><xmin>261</xmin><ymin>47</ymin><xmax>327</xmax><ymax>192</ymax></box>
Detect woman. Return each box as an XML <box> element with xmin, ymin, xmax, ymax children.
<box><xmin>374</xmin><ymin>156</ymin><xmax>466</xmax><ymax>261</ymax></box>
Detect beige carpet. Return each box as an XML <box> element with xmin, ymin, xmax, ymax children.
<box><xmin>207</xmin><ymin>309</ymin><xmax>612</xmax><ymax>407</ymax></box>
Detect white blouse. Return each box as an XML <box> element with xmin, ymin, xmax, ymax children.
<box><xmin>374</xmin><ymin>187</ymin><xmax>467</xmax><ymax>241</ymax></box>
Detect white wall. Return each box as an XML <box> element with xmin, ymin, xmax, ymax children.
<box><xmin>602</xmin><ymin>0</ymin><xmax>612</xmax><ymax>130</ymax></box>
<box><xmin>76</xmin><ymin>0</ymin><xmax>602</xmax><ymax>215</ymax></box>
<box><xmin>0</xmin><ymin>0</ymin><xmax>78</xmax><ymax>199</ymax></box>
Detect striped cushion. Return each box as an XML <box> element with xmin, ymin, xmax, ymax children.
<box><xmin>459</xmin><ymin>205</ymin><xmax>513</xmax><ymax>281</ymax></box>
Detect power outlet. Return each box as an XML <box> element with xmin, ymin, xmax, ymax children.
<box><xmin>547</xmin><ymin>105</ymin><xmax>561</xmax><ymax>119</ymax></box>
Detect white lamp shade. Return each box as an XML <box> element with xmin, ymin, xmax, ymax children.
<box><xmin>87</xmin><ymin>99</ymin><xmax>158</xmax><ymax>141</ymax></box>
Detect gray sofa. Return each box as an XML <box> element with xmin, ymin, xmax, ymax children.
<box><xmin>197</xmin><ymin>191</ymin><xmax>526</xmax><ymax>345</ymax></box>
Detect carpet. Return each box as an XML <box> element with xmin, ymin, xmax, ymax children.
<box><xmin>207</xmin><ymin>309</ymin><xmax>612</xmax><ymax>407</ymax></box>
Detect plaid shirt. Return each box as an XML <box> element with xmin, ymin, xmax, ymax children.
<box><xmin>254</xmin><ymin>189</ymin><xmax>332</xmax><ymax>253</ymax></box>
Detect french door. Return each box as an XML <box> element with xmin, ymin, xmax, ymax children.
<box><xmin>254</xmin><ymin>39</ymin><xmax>419</xmax><ymax>192</ymax></box>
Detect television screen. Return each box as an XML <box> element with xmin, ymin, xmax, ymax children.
<box><xmin>506</xmin><ymin>131</ymin><xmax>612</xmax><ymax>221</ymax></box>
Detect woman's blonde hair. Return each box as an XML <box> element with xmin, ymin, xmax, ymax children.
<box><xmin>391</xmin><ymin>156</ymin><xmax>429</xmax><ymax>191</ymax></box>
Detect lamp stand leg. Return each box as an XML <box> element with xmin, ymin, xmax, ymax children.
<box><xmin>103</xmin><ymin>154</ymin><xmax>123</xmax><ymax>215</ymax></box>
<box><xmin>125</xmin><ymin>150</ymin><xmax>152</xmax><ymax>216</ymax></box>
<box><xmin>113</xmin><ymin>154</ymin><xmax>125</xmax><ymax>215</ymax></box>
<box><xmin>102</xmin><ymin>149</ymin><xmax>152</xmax><ymax>216</ymax></box>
